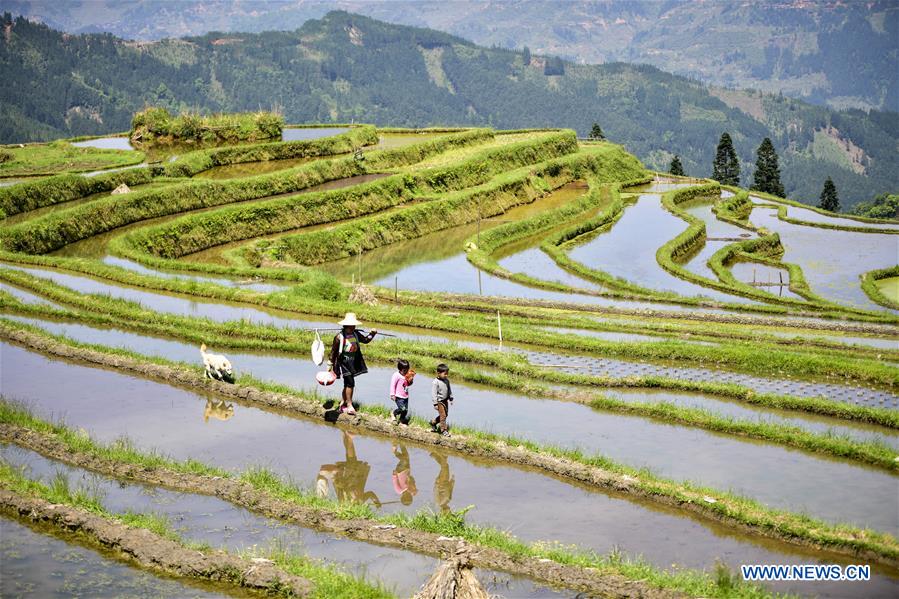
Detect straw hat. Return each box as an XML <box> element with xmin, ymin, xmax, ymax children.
<box><xmin>338</xmin><ymin>312</ymin><xmax>362</xmax><ymax>327</ymax></box>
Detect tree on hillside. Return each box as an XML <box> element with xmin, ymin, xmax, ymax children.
<box><xmin>851</xmin><ymin>193</ymin><xmax>899</xmax><ymax>219</ymax></box>
<box><xmin>750</xmin><ymin>137</ymin><xmax>784</xmax><ymax>197</ymax></box>
<box><xmin>712</xmin><ymin>132</ymin><xmax>740</xmax><ymax>186</ymax></box>
<box><xmin>818</xmin><ymin>177</ymin><xmax>840</xmax><ymax>212</ymax></box>
<box><xmin>589</xmin><ymin>123</ymin><xmax>605</xmax><ymax>141</ymax></box>
<box><xmin>544</xmin><ymin>56</ymin><xmax>565</xmax><ymax>76</ymax></box>
<box><xmin>669</xmin><ymin>155</ymin><xmax>685</xmax><ymax>176</ymax></box>
<box><xmin>522</xmin><ymin>46</ymin><xmax>531</xmax><ymax>66</ymax></box>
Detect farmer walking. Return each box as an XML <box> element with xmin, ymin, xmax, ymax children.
<box><xmin>329</xmin><ymin>312</ymin><xmax>377</xmax><ymax>415</ymax></box>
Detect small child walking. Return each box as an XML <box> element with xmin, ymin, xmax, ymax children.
<box><xmin>430</xmin><ymin>363</ymin><xmax>453</xmax><ymax>436</ymax></box>
<box><xmin>390</xmin><ymin>359</ymin><xmax>414</xmax><ymax>425</ymax></box>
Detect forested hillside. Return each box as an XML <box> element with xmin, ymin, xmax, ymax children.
<box><xmin>8</xmin><ymin>0</ymin><xmax>897</xmax><ymax>111</ymax></box>
<box><xmin>1</xmin><ymin>11</ymin><xmax>896</xmax><ymax>207</ymax></box>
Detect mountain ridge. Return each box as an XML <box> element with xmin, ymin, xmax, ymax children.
<box><xmin>1</xmin><ymin>10</ymin><xmax>896</xmax><ymax>208</ymax></box>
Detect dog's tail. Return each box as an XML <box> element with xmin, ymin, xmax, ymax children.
<box><xmin>200</xmin><ymin>343</ymin><xmax>207</xmax><ymax>353</ymax></box>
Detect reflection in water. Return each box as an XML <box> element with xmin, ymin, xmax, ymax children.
<box><xmin>316</xmin><ymin>430</ymin><xmax>381</xmax><ymax>506</ymax></box>
<box><xmin>203</xmin><ymin>398</ymin><xmax>234</xmax><ymax>423</ymax></box>
<box><xmin>391</xmin><ymin>444</ymin><xmax>418</xmax><ymax>506</ymax></box>
<box><xmin>431</xmin><ymin>451</ymin><xmax>455</xmax><ymax>513</ymax></box>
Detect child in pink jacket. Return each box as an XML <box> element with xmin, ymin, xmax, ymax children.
<box><xmin>390</xmin><ymin>359</ymin><xmax>414</xmax><ymax>425</ymax></box>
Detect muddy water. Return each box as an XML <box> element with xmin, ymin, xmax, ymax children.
<box><xmin>679</xmin><ymin>200</ymin><xmax>807</xmax><ymax>301</ymax></box>
<box><xmin>0</xmin><ymin>517</ymin><xmax>231</xmax><ymax>598</ymax></box>
<box><xmin>71</xmin><ymin>137</ymin><xmax>134</xmax><ymax>151</ymax></box>
<box><xmin>1</xmin><ymin>445</ymin><xmax>566</xmax><ymax>598</ymax></box>
<box><xmin>101</xmin><ymin>256</ymin><xmax>289</xmax><ymax>294</ymax></box>
<box><xmin>324</xmin><ymin>182</ymin><xmax>592</xmax><ymax>285</ymax></box>
<box><xmin>751</xmin><ymin>203</ymin><xmax>899</xmax><ymax>313</ymax></box>
<box><xmin>4</xmin><ymin>319</ymin><xmax>899</xmax><ymax>535</ymax></box>
<box><xmin>5</xmin><ymin>263</ymin><xmax>894</xmax><ymax>406</ymax></box>
<box><xmin>774</xmin><ymin>201</ymin><xmax>899</xmax><ymax>232</ymax></box>
<box><xmin>566</xmin><ymin>192</ymin><xmax>759</xmax><ymax>304</ymax></box>
<box><xmin>730</xmin><ymin>262</ymin><xmax>804</xmax><ymax>301</ymax></box>
<box><xmin>282</xmin><ymin>127</ymin><xmax>349</xmax><ymax>142</ymax></box>
<box><xmin>0</xmin><ymin>282</ymin><xmax>64</xmax><ymax>309</ymax></box>
<box><xmin>3</xmin><ymin>343</ymin><xmax>898</xmax><ymax>598</ymax></box>
<box><xmin>192</xmin><ymin>156</ymin><xmax>322</xmax><ymax>180</ymax></box>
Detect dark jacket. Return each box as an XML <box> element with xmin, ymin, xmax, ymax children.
<box><xmin>330</xmin><ymin>330</ymin><xmax>375</xmax><ymax>377</ymax></box>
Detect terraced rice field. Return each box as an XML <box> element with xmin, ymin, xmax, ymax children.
<box><xmin>0</xmin><ymin>125</ymin><xmax>897</xmax><ymax>598</ymax></box>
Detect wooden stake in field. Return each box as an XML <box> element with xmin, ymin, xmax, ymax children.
<box><xmin>497</xmin><ymin>310</ymin><xmax>503</xmax><ymax>347</ymax></box>
<box><xmin>394</xmin><ymin>275</ymin><xmax>398</xmax><ymax>303</ymax></box>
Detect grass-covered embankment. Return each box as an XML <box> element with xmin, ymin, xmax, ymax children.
<box><xmin>0</xmin><ymin>401</ymin><xmax>800</xmax><ymax>598</ymax></box>
<box><xmin>0</xmin><ymin>126</ymin><xmax>387</xmax><ymax>254</ymax></box>
<box><xmin>748</xmin><ymin>189</ymin><xmax>899</xmax><ymax>235</ymax></box>
<box><xmin>861</xmin><ymin>266</ymin><xmax>899</xmax><ymax>311</ymax></box>
<box><xmin>119</xmin><ymin>130</ymin><xmax>578</xmax><ymax>266</ymax></box>
<box><xmin>270</xmin><ymin>141</ymin><xmax>614</xmax><ymax>266</ymax></box>
<box><xmin>1</xmin><ymin>323</ymin><xmax>897</xmax><ymax>570</ymax></box>
<box><xmin>2</xmin><ymin>259</ymin><xmax>896</xmax><ymax>395</ymax></box>
<box><xmin>130</xmin><ymin>107</ymin><xmax>284</xmax><ymax>145</ymax></box>
<box><xmin>2</xmin><ymin>282</ymin><xmax>897</xmax><ymax>469</ymax></box>
<box><xmin>0</xmin><ymin>459</ymin><xmax>394</xmax><ymax>598</ymax></box>
<box><xmin>0</xmin><ymin>140</ymin><xmax>144</xmax><ymax>178</ymax></box>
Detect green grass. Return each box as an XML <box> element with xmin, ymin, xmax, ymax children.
<box><xmin>0</xmin><ymin>330</ymin><xmax>896</xmax><ymax>567</ymax></box>
<box><xmin>861</xmin><ymin>266</ymin><xmax>899</xmax><ymax>311</ymax></box>
<box><xmin>0</xmin><ymin>402</ymin><xmax>784</xmax><ymax>598</ymax></box>
<box><xmin>0</xmin><ymin>456</ymin><xmax>391</xmax><ymax>598</ymax></box>
<box><xmin>2</xmin><ymin>267</ymin><xmax>897</xmax><ymax>430</ymax></box>
<box><xmin>0</xmin><ymin>140</ymin><xmax>145</xmax><ymax>178</ymax></box>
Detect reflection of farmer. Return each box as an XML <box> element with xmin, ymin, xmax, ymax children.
<box><xmin>431</xmin><ymin>451</ymin><xmax>455</xmax><ymax>513</ymax></box>
<box><xmin>329</xmin><ymin>312</ymin><xmax>377</xmax><ymax>415</ymax></box>
<box><xmin>391</xmin><ymin>444</ymin><xmax>418</xmax><ymax>506</ymax></box>
<box><xmin>316</xmin><ymin>430</ymin><xmax>381</xmax><ymax>506</ymax></box>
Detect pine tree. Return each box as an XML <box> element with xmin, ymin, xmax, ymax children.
<box><xmin>589</xmin><ymin>122</ymin><xmax>605</xmax><ymax>140</ymax></box>
<box><xmin>669</xmin><ymin>155</ymin><xmax>685</xmax><ymax>176</ymax></box>
<box><xmin>522</xmin><ymin>46</ymin><xmax>531</xmax><ymax>66</ymax></box>
<box><xmin>750</xmin><ymin>137</ymin><xmax>785</xmax><ymax>197</ymax></box>
<box><xmin>712</xmin><ymin>132</ymin><xmax>740</xmax><ymax>186</ymax></box>
<box><xmin>818</xmin><ymin>177</ymin><xmax>840</xmax><ymax>212</ymax></box>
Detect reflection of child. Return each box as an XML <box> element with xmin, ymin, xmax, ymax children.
<box><xmin>391</xmin><ymin>444</ymin><xmax>418</xmax><ymax>505</ymax></box>
<box><xmin>431</xmin><ymin>451</ymin><xmax>454</xmax><ymax>513</ymax></box>
<box><xmin>390</xmin><ymin>359</ymin><xmax>414</xmax><ymax>425</ymax></box>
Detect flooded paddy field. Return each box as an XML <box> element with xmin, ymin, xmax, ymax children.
<box><xmin>3</xmin><ymin>330</ymin><xmax>898</xmax><ymax>536</ymax></box>
<box><xmin>565</xmin><ymin>190</ymin><xmax>759</xmax><ymax>304</ymax></box>
<box><xmin>749</xmin><ymin>203</ymin><xmax>898</xmax><ymax>313</ymax></box>
<box><xmin>4</xmin><ymin>126</ymin><xmax>899</xmax><ymax>597</ymax></box>
<box><xmin>0</xmin><ymin>517</ymin><xmax>237</xmax><ymax>598</ymax></box>
<box><xmin>0</xmin><ymin>445</ymin><xmax>565</xmax><ymax>598</ymax></box>
<box><xmin>3</xmin><ymin>342</ymin><xmax>898</xmax><ymax>598</ymax></box>
<box><xmin>4</xmin><ymin>263</ymin><xmax>893</xmax><ymax>405</ymax></box>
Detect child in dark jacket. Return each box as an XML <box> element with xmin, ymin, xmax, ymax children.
<box><xmin>430</xmin><ymin>363</ymin><xmax>453</xmax><ymax>436</ymax></box>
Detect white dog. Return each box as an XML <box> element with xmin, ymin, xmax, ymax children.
<box><xmin>200</xmin><ymin>343</ymin><xmax>234</xmax><ymax>383</ymax></box>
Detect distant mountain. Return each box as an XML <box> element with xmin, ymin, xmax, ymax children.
<box><xmin>4</xmin><ymin>0</ymin><xmax>897</xmax><ymax>111</ymax></box>
<box><xmin>1</xmin><ymin>11</ymin><xmax>896</xmax><ymax>208</ymax></box>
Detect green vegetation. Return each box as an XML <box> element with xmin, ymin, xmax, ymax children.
<box><xmin>0</xmin><ymin>459</ymin><xmax>391</xmax><ymax>599</ymax></box>
<box><xmin>818</xmin><ymin>176</ymin><xmax>840</xmax><ymax>212</ymax></box>
<box><xmin>861</xmin><ymin>266</ymin><xmax>899</xmax><ymax>311</ymax></box>
<box><xmin>3</xmin><ymin>12</ymin><xmax>896</xmax><ymax>208</ymax></box>
<box><xmin>712</xmin><ymin>133</ymin><xmax>740</xmax><ymax>186</ymax></box>
<box><xmin>0</xmin><ymin>140</ymin><xmax>144</xmax><ymax>177</ymax></box>
<box><xmin>669</xmin><ymin>155</ymin><xmax>685</xmax><ymax>176</ymax></box>
<box><xmin>851</xmin><ymin>193</ymin><xmax>899</xmax><ymax>220</ymax></box>
<box><xmin>131</xmin><ymin>107</ymin><xmax>283</xmax><ymax>145</ymax></box>
<box><xmin>750</xmin><ymin>137</ymin><xmax>784</xmax><ymax>197</ymax></box>
<box><xmin>1</xmin><ymin>394</ymin><xmax>895</xmax><ymax>574</ymax></box>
